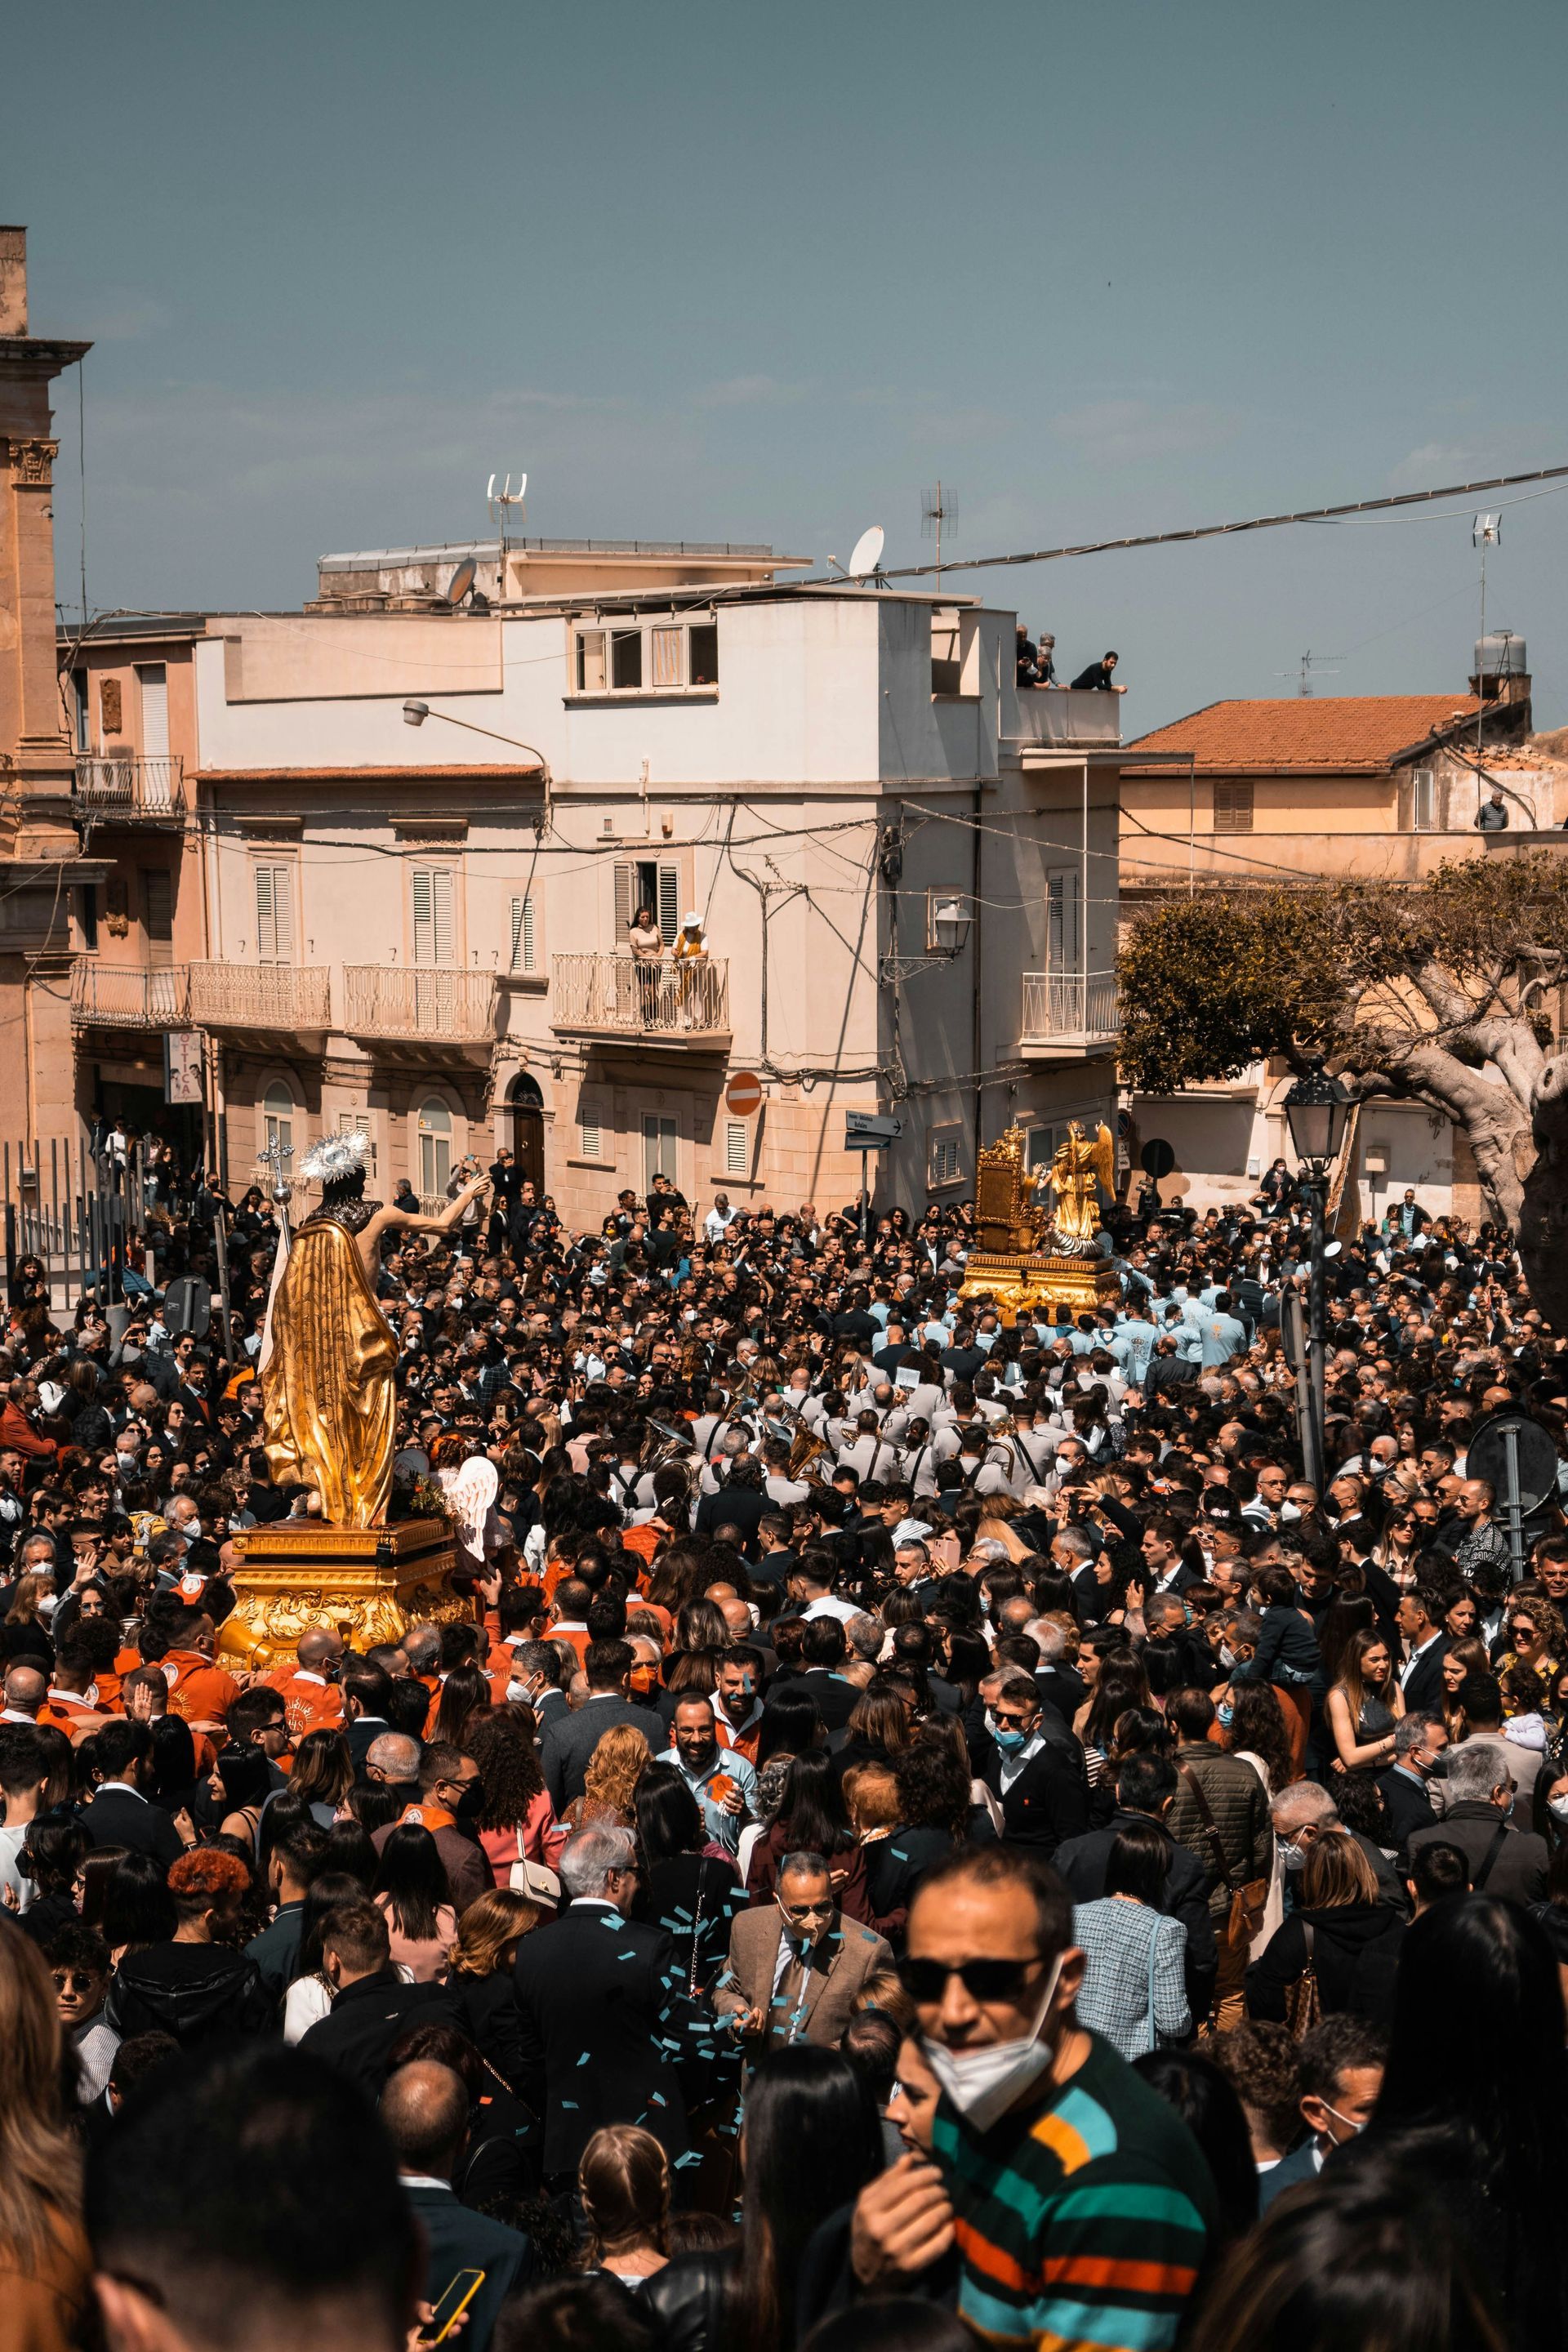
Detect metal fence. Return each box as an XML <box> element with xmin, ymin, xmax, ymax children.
<box><xmin>2</xmin><ymin>1135</ymin><xmax>158</xmax><ymax>1310</ymax></box>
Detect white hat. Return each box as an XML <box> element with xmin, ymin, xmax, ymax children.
<box><xmin>682</xmin><ymin>911</ymin><xmax>702</xmax><ymax>929</ymax></box>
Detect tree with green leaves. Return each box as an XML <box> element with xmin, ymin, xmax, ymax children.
<box><xmin>1116</xmin><ymin>853</ymin><xmax>1568</xmax><ymax>1321</ymax></box>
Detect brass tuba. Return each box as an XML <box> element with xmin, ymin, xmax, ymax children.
<box><xmin>786</xmin><ymin>1421</ymin><xmax>832</xmax><ymax>1486</ymax></box>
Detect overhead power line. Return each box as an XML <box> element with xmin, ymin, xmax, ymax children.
<box><xmin>830</xmin><ymin>461</ymin><xmax>1568</xmax><ymax>585</ymax></box>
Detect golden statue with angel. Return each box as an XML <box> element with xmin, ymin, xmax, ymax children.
<box><xmin>220</xmin><ymin>1129</ymin><xmax>490</xmax><ymax>1670</ymax></box>
<box><xmin>960</xmin><ymin>1118</ymin><xmax>1120</xmax><ymax>1314</ymax></box>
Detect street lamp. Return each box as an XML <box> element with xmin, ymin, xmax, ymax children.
<box><xmin>929</xmin><ymin>894</ymin><xmax>973</xmax><ymax>958</ymax></box>
<box><xmin>402</xmin><ymin>699</ymin><xmax>551</xmax><ymax>788</ymax></box>
<box><xmin>1281</xmin><ymin>1066</ymin><xmax>1350</xmax><ymax>1492</ymax></box>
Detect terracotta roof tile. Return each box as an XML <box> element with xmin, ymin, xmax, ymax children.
<box><xmin>1125</xmin><ymin>695</ymin><xmax>1480</xmax><ymax>771</ymax></box>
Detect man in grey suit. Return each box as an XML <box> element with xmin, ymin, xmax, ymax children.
<box><xmin>537</xmin><ymin>1637</ymin><xmax>665</xmax><ymax>1809</ymax></box>
<box><xmin>714</xmin><ymin>1851</ymin><xmax>891</xmax><ymax>2056</ymax></box>
<box><xmin>381</xmin><ymin>2060</ymin><xmax>532</xmax><ymax>2352</ymax></box>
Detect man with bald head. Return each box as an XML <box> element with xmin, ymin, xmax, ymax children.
<box><xmin>364</xmin><ymin>1732</ymin><xmax>421</xmax><ymax>1789</ymax></box>
<box><xmin>1</xmin><ymin>1664</ymin><xmax>44</xmax><ymax>1724</ymax></box>
<box><xmin>381</xmin><ymin>2060</ymin><xmax>532</xmax><ymax>2352</ymax></box>
<box><xmin>267</xmin><ymin>1628</ymin><xmax>345</xmax><ymax>1739</ymax></box>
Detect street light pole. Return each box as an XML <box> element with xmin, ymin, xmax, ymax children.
<box><xmin>1303</xmin><ymin>1165</ymin><xmax>1327</xmax><ymax>1493</ymax></box>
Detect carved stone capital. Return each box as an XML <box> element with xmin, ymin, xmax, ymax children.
<box><xmin>7</xmin><ymin>438</ymin><xmax>57</xmax><ymax>486</ymax></box>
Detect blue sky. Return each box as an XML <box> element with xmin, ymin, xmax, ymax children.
<box><xmin>12</xmin><ymin>0</ymin><xmax>1568</xmax><ymax>733</ymax></box>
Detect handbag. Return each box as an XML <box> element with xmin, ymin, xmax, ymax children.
<box><xmin>1284</xmin><ymin>1921</ymin><xmax>1321</xmax><ymax>2040</ymax></box>
<box><xmin>1178</xmin><ymin>1766</ymin><xmax>1269</xmax><ymax>1951</ymax></box>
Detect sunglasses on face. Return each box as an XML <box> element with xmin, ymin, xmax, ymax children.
<box><xmin>898</xmin><ymin>1954</ymin><xmax>1046</xmax><ymax>2004</ymax></box>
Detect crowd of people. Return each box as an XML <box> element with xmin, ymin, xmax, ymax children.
<box><xmin>0</xmin><ymin>1143</ymin><xmax>1564</xmax><ymax>2352</ymax></box>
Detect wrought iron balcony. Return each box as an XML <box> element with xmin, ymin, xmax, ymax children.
<box><xmin>74</xmin><ymin>755</ymin><xmax>188</xmax><ymax>825</ymax></box>
<box><xmin>70</xmin><ymin>960</ymin><xmax>189</xmax><ymax>1028</ymax></box>
<box><xmin>341</xmin><ymin>965</ymin><xmax>499</xmax><ymax>1045</ymax></box>
<box><xmin>550</xmin><ymin>952</ymin><xmax>731</xmax><ymax>1046</ymax></box>
<box><xmin>1020</xmin><ymin>971</ymin><xmax>1120</xmax><ymax>1058</ymax></box>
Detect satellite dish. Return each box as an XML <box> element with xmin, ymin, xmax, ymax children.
<box><xmin>848</xmin><ymin>525</ymin><xmax>885</xmax><ymax>581</ymax></box>
<box><xmin>445</xmin><ymin>557</ymin><xmax>477</xmax><ymax>605</ymax></box>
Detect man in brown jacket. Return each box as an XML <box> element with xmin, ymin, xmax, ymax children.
<box><xmin>715</xmin><ymin>1852</ymin><xmax>891</xmax><ymax>2055</ymax></box>
<box><xmin>1165</xmin><ymin>1688</ymin><xmax>1273</xmax><ymax>2022</ymax></box>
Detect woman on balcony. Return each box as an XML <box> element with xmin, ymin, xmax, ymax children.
<box><xmin>628</xmin><ymin>902</ymin><xmax>663</xmax><ymax>1025</ymax></box>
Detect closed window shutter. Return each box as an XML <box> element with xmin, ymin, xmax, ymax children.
<box><xmin>256</xmin><ymin>864</ymin><xmax>292</xmax><ymax>963</ymax></box>
<box><xmin>581</xmin><ymin>1115</ymin><xmax>602</xmax><ymax>1158</ymax></box>
<box><xmin>657</xmin><ymin>865</ymin><xmax>680</xmax><ymax>944</ymax></box>
<box><xmin>137</xmin><ymin>666</ymin><xmax>169</xmax><ymax>759</ymax></box>
<box><xmin>724</xmin><ymin>1119</ymin><xmax>746</xmax><ymax>1176</ymax></box>
<box><xmin>510</xmin><ymin>894</ymin><xmax>536</xmax><ymax>973</ymax></box>
<box><xmin>614</xmin><ymin>863</ymin><xmax>633</xmax><ymax>943</ymax></box>
<box><xmin>413</xmin><ymin>868</ymin><xmax>454</xmax><ymax>965</ymax></box>
<box><xmin>412</xmin><ymin>868</ymin><xmax>433</xmax><ymax>964</ymax></box>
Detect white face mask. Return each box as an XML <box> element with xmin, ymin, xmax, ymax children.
<box><xmin>1279</xmin><ymin>1500</ymin><xmax>1302</xmax><ymax>1522</ymax></box>
<box><xmin>921</xmin><ymin>1956</ymin><xmax>1063</xmax><ymax>2134</ymax></box>
<box><xmin>1548</xmin><ymin>1795</ymin><xmax>1568</xmax><ymax>1824</ymax></box>
<box><xmin>1218</xmin><ymin>1644</ymin><xmax>1236</xmax><ymax>1671</ymax></box>
<box><xmin>506</xmin><ymin>1677</ymin><xmax>539</xmax><ymax>1707</ymax></box>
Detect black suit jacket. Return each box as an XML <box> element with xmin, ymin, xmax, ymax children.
<box><xmin>298</xmin><ymin>1969</ymin><xmax>461</xmax><ymax>2102</ymax></box>
<box><xmin>1399</xmin><ymin>1637</ymin><xmax>1451</xmax><ymax>1718</ymax></box>
<box><xmin>512</xmin><ymin>1901</ymin><xmax>695</xmax><ymax>2177</ymax></box>
<box><xmin>345</xmin><ymin>1714</ymin><xmax>394</xmax><ymax>1771</ymax></box>
<box><xmin>402</xmin><ymin>2182</ymin><xmax>532</xmax><ymax>2352</ymax></box>
<box><xmin>1376</xmin><ymin>1765</ymin><xmax>1438</xmax><ymax>1860</ymax></box>
<box><xmin>538</xmin><ymin>1695</ymin><xmax>668</xmax><ymax>1809</ymax></box>
<box><xmin>771</xmin><ymin>1668</ymin><xmax>860</xmax><ymax>1733</ymax></box>
<box><xmin>982</xmin><ymin>1743</ymin><xmax>1090</xmax><ymax>1856</ymax></box>
<box><xmin>693</xmin><ymin>1484</ymin><xmax>770</xmax><ymax>1545</ymax></box>
<box><xmin>79</xmin><ymin>1787</ymin><xmax>183</xmax><ymax>1865</ymax></box>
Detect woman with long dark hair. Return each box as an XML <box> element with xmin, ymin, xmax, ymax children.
<box><xmin>432</xmin><ymin>1664</ymin><xmax>492</xmax><ymax>1748</ymax></box>
<box><xmin>0</xmin><ymin>1931</ymin><xmax>89</xmax><ymax>2349</ymax></box>
<box><xmin>745</xmin><ymin>1749</ymin><xmax>872</xmax><ymax>1923</ymax></box>
<box><xmin>754</xmin><ymin>1689</ymin><xmax>826</xmax><ymax>1775</ymax></box>
<box><xmin>1346</xmin><ymin>1894</ymin><xmax>1568</xmax><ymax>2344</ymax></box>
<box><xmin>1325</xmin><ymin>1628</ymin><xmax>1404</xmax><ymax>1775</ymax></box>
<box><xmin>634</xmin><ymin>1764</ymin><xmax>742</xmax><ymax>1998</ymax></box>
<box><xmin>727</xmin><ymin>2047</ymin><xmax>883</xmax><ymax>2352</ymax></box>
<box><xmin>371</xmin><ymin>1824</ymin><xmax>457</xmax><ymax>1980</ymax></box>
<box><xmin>466</xmin><ymin>1708</ymin><xmax>554</xmax><ymax>1884</ymax></box>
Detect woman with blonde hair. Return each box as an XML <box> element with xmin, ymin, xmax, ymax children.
<box><xmin>576</xmin><ymin>2123</ymin><xmax>670</xmax><ymax>2286</ymax></box>
<box><xmin>563</xmin><ymin>1723</ymin><xmax>650</xmax><ymax>1837</ymax></box>
<box><xmin>0</xmin><ymin>1930</ymin><xmax>89</xmax><ymax>2350</ymax></box>
<box><xmin>1244</xmin><ymin>1830</ymin><xmax>1404</xmax><ymax>2025</ymax></box>
<box><xmin>449</xmin><ymin>1888</ymin><xmax>541</xmax><ymax>2091</ymax></box>
<box><xmin>3</xmin><ymin>1570</ymin><xmax>54</xmax><ymax>1628</ymax></box>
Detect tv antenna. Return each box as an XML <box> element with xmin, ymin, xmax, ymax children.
<box><xmin>921</xmin><ymin>481</ymin><xmax>958</xmax><ymax>590</ymax></box>
<box><xmin>1274</xmin><ymin>648</ymin><xmax>1346</xmax><ymax>697</ymax></box>
<box><xmin>827</xmin><ymin>525</ymin><xmax>886</xmax><ymax>586</ymax></box>
<box><xmin>487</xmin><ymin>472</ymin><xmax>528</xmax><ymax>596</ymax></box>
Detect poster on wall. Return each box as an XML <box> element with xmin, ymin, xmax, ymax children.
<box><xmin>164</xmin><ymin>1031</ymin><xmax>203</xmax><ymax>1106</ymax></box>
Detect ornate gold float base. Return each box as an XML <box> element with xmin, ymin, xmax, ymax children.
<box><xmin>960</xmin><ymin>1250</ymin><xmax>1121</xmax><ymax>1318</ymax></box>
<box><xmin>218</xmin><ymin>1517</ymin><xmax>470</xmax><ymax>1673</ymax></box>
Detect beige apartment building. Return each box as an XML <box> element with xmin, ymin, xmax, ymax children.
<box><xmin>51</xmin><ymin>527</ymin><xmax>1130</xmax><ymax>1229</ymax></box>
<box><xmin>1116</xmin><ymin>646</ymin><xmax>1557</xmax><ymax>1221</ymax></box>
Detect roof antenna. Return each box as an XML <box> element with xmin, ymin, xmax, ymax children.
<box><xmin>1273</xmin><ymin>648</ymin><xmax>1346</xmax><ymax>697</ymax></box>
<box><xmin>487</xmin><ymin>473</ymin><xmax>528</xmax><ymax>599</ymax></box>
<box><xmin>921</xmin><ymin>481</ymin><xmax>957</xmax><ymax>591</ymax></box>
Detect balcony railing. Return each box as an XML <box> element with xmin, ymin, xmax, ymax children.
<box><xmin>71</xmin><ymin>960</ymin><xmax>189</xmax><ymax>1028</ymax></box>
<box><xmin>74</xmin><ymin>755</ymin><xmax>188</xmax><ymax>823</ymax></box>
<box><xmin>1004</xmin><ymin>688</ymin><xmax>1122</xmax><ymax>750</ymax></box>
<box><xmin>186</xmin><ymin>961</ymin><xmax>332</xmax><ymax>1032</ymax></box>
<box><xmin>342</xmin><ymin>965</ymin><xmax>499</xmax><ymax>1042</ymax></box>
<box><xmin>550</xmin><ymin>952</ymin><xmax>731</xmax><ymax>1042</ymax></box>
<box><xmin>1020</xmin><ymin>971</ymin><xmax>1120</xmax><ymax>1050</ymax></box>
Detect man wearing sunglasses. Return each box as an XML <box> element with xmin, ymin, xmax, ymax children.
<box><xmin>858</xmin><ymin>1846</ymin><xmax>1213</xmax><ymax>2346</ymax></box>
<box><xmin>714</xmin><ymin>1851</ymin><xmax>890</xmax><ymax>2055</ymax></box>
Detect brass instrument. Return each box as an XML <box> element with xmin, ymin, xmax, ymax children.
<box><xmin>786</xmin><ymin>1421</ymin><xmax>832</xmax><ymax>1487</ymax></box>
<box><xmin>639</xmin><ymin>1413</ymin><xmax>703</xmax><ymax>1498</ymax></box>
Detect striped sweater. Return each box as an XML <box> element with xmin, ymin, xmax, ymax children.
<box><xmin>930</xmin><ymin>2031</ymin><xmax>1215</xmax><ymax>2352</ymax></box>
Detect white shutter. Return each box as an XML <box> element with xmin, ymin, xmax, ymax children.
<box><xmin>256</xmin><ymin>864</ymin><xmax>292</xmax><ymax>964</ymax></box>
<box><xmin>580</xmin><ymin>1115</ymin><xmax>602</xmax><ymax>1159</ymax></box>
<box><xmin>657</xmin><ymin>865</ymin><xmax>680</xmax><ymax>944</ymax></box>
<box><xmin>724</xmin><ymin>1119</ymin><xmax>747</xmax><ymax>1176</ymax></box>
<box><xmin>137</xmin><ymin>665</ymin><xmax>169</xmax><ymax>759</ymax></box>
<box><xmin>614</xmin><ymin>863</ymin><xmax>634</xmax><ymax>943</ymax></box>
<box><xmin>413</xmin><ymin>867</ymin><xmax>454</xmax><ymax>965</ymax></box>
<box><xmin>510</xmin><ymin>893</ymin><xmax>536</xmax><ymax>974</ymax></box>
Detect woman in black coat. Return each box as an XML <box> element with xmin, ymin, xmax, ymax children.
<box><xmin>1245</xmin><ymin>1833</ymin><xmax>1403</xmax><ymax>2027</ymax></box>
